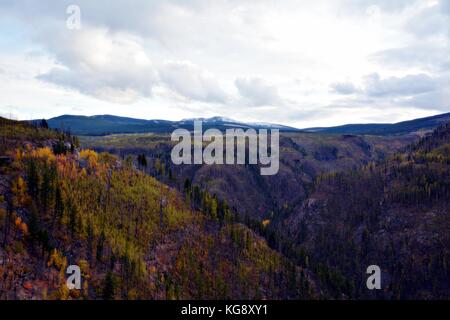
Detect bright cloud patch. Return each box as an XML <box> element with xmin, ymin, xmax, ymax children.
<box><xmin>235</xmin><ymin>77</ymin><xmax>283</xmax><ymax>107</ymax></box>
<box><xmin>364</xmin><ymin>73</ymin><xmax>436</xmax><ymax>97</ymax></box>
<box><xmin>159</xmin><ymin>61</ymin><xmax>228</xmax><ymax>103</ymax></box>
<box><xmin>37</xmin><ymin>27</ymin><xmax>158</xmax><ymax>103</ymax></box>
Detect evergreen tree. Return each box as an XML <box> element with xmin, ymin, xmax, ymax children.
<box><xmin>40</xmin><ymin>119</ymin><xmax>49</xmax><ymax>129</ymax></box>
<box><xmin>96</xmin><ymin>231</ymin><xmax>105</xmax><ymax>263</ymax></box>
<box><xmin>54</xmin><ymin>184</ymin><xmax>64</xmax><ymax>224</ymax></box>
<box><xmin>28</xmin><ymin>204</ymin><xmax>40</xmax><ymax>243</ymax></box>
<box><xmin>102</xmin><ymin>271</ymin><xmax>117</xmax><ymax>300</ymax></box>
<box><xmin>26</xmin><ymin>159</ymin><xmax>39</xmax><ymax>199</ymax></box>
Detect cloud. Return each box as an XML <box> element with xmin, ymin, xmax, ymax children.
<box><xmin>235</xmin><ymin>77</ymin><xmax>283</xmax><ymax>106</ymax></box>
<box><xmin>330</xmin><ymin>81</ymin><xmax>360</xmax><ymax>95</ymax></box>
<box><xmin>441</xmin><ymin>0</ymin><xmax>450</xmax><ymax>15</ymax></box>
<box><xmin>32</xmin><ymin>24</ymin><xmax>230</xmax><ymax>105</ymax></box>
<box><xmin>331</xmin><ymin>72</ymin><xmax>450</xmax><ymax>112</ymax></box>
<box><xmin>332</xmin><ymin>73</ymin><xmax>437</xmax><ymax>98</ymax></box>
<box><xmin>397</xmin><ymin>88</ymin><xmax>450</xmax><ymax>112</ymax></box>
<box><xmin>1</xmin><ymin>0</ymin><xmax>449</xmax><ymax>125</ymax></box>
<box><xmin>339</xmin><ymin>0</ymin><xmax>421</xmax><ymax>15</ymax></box>
<box><xmin>37</xmin><ymin>27</ymin><xmax>158</xmax><ymax>103</ymax></box>
<box><xmin>159</xmin><ymin>61</ymin><xmax>228</xmax><ymax>103</ymax></box>
<box><xmin>405</xmin><ymin>2</ymin><xmax>450</xmax><ymax>40</ymax></box>
<box><xmin>399</xmin><ymin>74</ymin><xmax>450</xmax><ymax>111</ymax></box>
<box><xmin>364</xmin><ymin>73</ymin><xmax>437</xmax><ymax>97</ymax></box>
<box><xmin>370</xmin><ymin>44</ymin><xmax>450</xmax><ymax>72</ymax></box>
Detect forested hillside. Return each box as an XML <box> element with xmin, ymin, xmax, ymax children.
<box><xmin>81</xmin><ymin>121</ymin><xmax>449</xmax><ymax>299</ymax></box>
<box><xmin>304</xmin><ymin>112</ymin><xmax>450</xmax><ymax>135</ymax></box>
<box><xmin>0</xmin><ymin>118</ymin><xmax>319</xmax><ymax>299</ymax></box>
<box><xmin>81</xmin><ymin>131</ymin><xmax>417</xmax><ymax>221</ymax></box>
<box><xmin>1</xmin><ymin>117</ymin><xmax>448</xmax><ymax>299</ymax></box>
<box><xmin>284</xmin><ymin>123</ymin><xmax>450</xmax><ymax>299</ymax></box>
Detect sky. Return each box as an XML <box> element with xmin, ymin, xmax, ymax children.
<box><xmin>0</xmin><ymin>0</ymin><xmax>449</xmax><ymax>128</ymax></box>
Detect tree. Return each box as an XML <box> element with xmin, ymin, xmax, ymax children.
<box><xmin>40</xmin><ymin>162</ymin><xmax>56</xmax><ymax>213</ymax></box>
<box><xmin>40</xmin><ymin>119</ymin><xmax>49</xmax><ymax>129</ymax></box>
<box><xmin>103</xmin><ymin>271</ymin><xmax>118</xmax><ymax>300</ymax></box>
<box><xmin>26</xmin><ymin>159</ymin><xmax>39</xmax><ymax>199</ymax></box>
<box><xmin>184</xmin><ymin>178</ymin><xmax>191</xmax><ymax>192</ymax></box>
<box><xmin>125</xmin><ymin>155</ymin><xmax>133</xmax><ymax>168</ymax></box>
<box><xmin>53</xmin><ymin>139</ymin><xmax>68</xmax><ymax>155</ymax></box>
<box><xmin>96</xmin><ymin>231</ymin><xmax>105</xmax><ymax>263</ymax></box>
<box><xmin>38</xmin><ymin>229</ymin><xmax>50</xmax><ymax>256</ymax></box>
<box><xmin>67</xmin><ymin>201</ymin><xmax>78</xmax><ymax>235</ymax></box>
<box><xmin>210</xmin><ymin>196</ymin><xmax>218</xmax><ymax>221</ymax></box>
<box><xmin>137</xmin><ymin>154</ymin><xmax>147</xmax><ymax>170</ymax></box>
<box><xmin>53</xmin><ymin>184</ymin><xmax>64</xmax><ymax>227</ymax></box>
<box><xmin>28</xmin><ymin>204</ymin><xmax>40</xmax><ymax>244</ymax></box>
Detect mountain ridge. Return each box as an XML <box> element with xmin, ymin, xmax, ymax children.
<box><xmin>303</xmin><ymin>112</ymin><xmax>450</xmax><ymax>135</ymax></box>
<box><xmin>41</xmin><ymin>114</ymin><xmax>300</xmax><ymax>136</ymax></box>
<box><xmin>37</xmin><ymin>112</ymin><xmax>450</xmax><ymax>136</ymax></box>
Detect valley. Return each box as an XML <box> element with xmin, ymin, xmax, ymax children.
<box><xmin>1</xmin><ymin>113</ymin><xmax>449</xmax><ymax>299</ymax></box>
<box><xmin>75</xmin><ymin>113</ymin><xmax>450</xmax><ymax>299</ymax></box>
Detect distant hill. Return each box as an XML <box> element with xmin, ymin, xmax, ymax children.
<box><xmin>37</xmin><ymin>112</ymin><xmax>450</xmax><ymax>136</ymax></box>
<box><xmin>40</xmin><ymin>115</ymin><xmax>301</xmax><ymax>136</ymax></box>
<box><xmin>303</xmin><ymin>112</ymin><xmax>450</xmax><ymax>135</ymax></box>
<box><xmin>44</xmin><ymin>115</ymin><xmax>176</xmax><ymax>136</ymax></box>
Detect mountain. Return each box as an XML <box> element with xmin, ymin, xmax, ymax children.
<box><xmin>303</xmin><ymin>112</ymin><xmax>450</xmax><ymax>135</ymax></box>
<box><xmin>40</xmin><ymin>112</ymin><xmax>450</xmax><ymax>136</ymax></box>
<box><xmin>45</xmin><ymin>115</ymin><xmax>176</xmax><ymax>136</ymax></box>
<box><xmin>179</xmin><ymin>116</ymin><xmax>298</xmax><ymax>130</ymax></box>
<box><xmin>42</xmin><ymin>115</ymin><xmax>301</xmax><ymax>136</ymax></box>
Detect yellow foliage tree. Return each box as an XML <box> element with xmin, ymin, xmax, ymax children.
<box><xmin>11</xmin><ymin>176</ymin><xmax>31</xmax><ymax>207</ymax></box>
<box><xmin>31</xmin><ymin>147</ymin><xmax>55</xmax><ymax>162</ymax></box>
<box><xmin>79</xmin><ymin>149</ymin><xmax>98</xmax><ymax>169</ymax></box>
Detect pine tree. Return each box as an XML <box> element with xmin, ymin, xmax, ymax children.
<box><xmin>103</xmin><ymin>271</ymin><xmax>117</xmax><ymax>300</ymax></box>
<box><xmin>210</xmin><ymin>196</ymin><xmax>218</xmax><ymax>221</ymax></box>
<box><xmin>28</xmin><ymin>204</ymin><xmax>40</xmax><ymax>243</ymax></box>
<box><xmin>53</xmin><ymin>184</ymin><xmax>64</xmax><ymax>225</ymax></box>
<box><xmin>40</xmin><ymin>162</ymin><xmax>56</xmax><ymax>213</ymax></box>
<box><xmin>40</xmin><ymin>119</ymin><xmax>49</xmax><ymax>129</ymax></box>
<box><xmin>137</xmin><ymin>154</ymin><xmax>147</xmax><ymax>170</ymax></box>
<box><xmin>96</xmin><ymin>231</ymin><xmax>105</xmax><ymax>263</ymax></box>
<box><xmin>26</xmin><ymin>159</ymin><xmax>39</xmax><ymax>200</ymax></box>
<box><xmin>67</xmin><ymin>201</ymin><xmax>78</xmax><ymax>235</ymax></box>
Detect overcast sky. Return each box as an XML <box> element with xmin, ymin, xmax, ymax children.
<box><xmin>0</xmin><ymin>0</ymin><xmax>449</xmax><ymax>128</ymax></box>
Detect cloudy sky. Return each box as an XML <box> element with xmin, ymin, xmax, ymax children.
<box><xmin>0</xmin><ymin>0</ymin><xmax>449</xmax><ymax>128</ymax></box>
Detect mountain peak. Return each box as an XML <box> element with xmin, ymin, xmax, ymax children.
<box><xmin>180</xmin><ymin>116</ymin><xmax>238</xmax><ymax>123</ymax></box>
